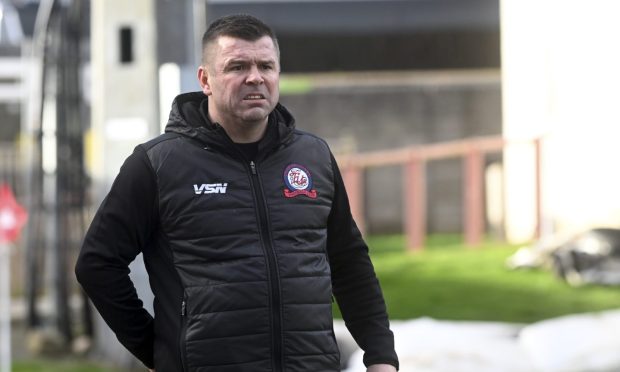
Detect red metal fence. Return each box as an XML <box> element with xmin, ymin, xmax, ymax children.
<box><xmin>338</xmin><ymin>136</ymin><xmax>541</xmax><ymax>251</ymax></box>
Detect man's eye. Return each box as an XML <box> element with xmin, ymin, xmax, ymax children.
<box><xmin>229</xmin><ymin>65</ymin><xmax>244</xmax><ymax>71</ymax></box>
<box><xmin>261</xmin><ymin>64</ymin><xmax>274</xmax><ymax>70</ymax></box>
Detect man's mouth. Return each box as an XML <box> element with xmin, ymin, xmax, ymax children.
<box><xmin>244</xmin><ymin>94</ymin><xmax>265</xmax><ymax>100</ymax></box>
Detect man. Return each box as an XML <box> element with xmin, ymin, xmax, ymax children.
<box><xmin>76</xmin><ymin>14</ymin><xmax>398</xmax><ymax>372</ymax></box>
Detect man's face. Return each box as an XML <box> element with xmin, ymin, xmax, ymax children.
<box><xmin>198</xmin><ymin>35</ymin><xmax>280</xmax><ymax>128</ymax></box>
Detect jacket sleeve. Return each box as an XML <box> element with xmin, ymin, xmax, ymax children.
<box><xmin>75</xmin><ymin>146</ymin><xmax>157</xmax><ymax>369</ymax></box>
<box><xmin>326</xmin><ymin>153</ymin><xmax>399</xmax><ymax>370</ymax></box>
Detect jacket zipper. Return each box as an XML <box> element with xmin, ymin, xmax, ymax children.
<box><xmin>179</xmin><ymin>298</ymin><xmax>189</xmax><ymax>372</ymax></box>
<box><xmin>249</xmin><ymin>160</ymin><xmax>283</xmax><ymax>372</ymax></box>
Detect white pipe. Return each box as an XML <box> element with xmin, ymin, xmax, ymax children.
<box><xmin>0</xmin><ymin>243</ymin><xmax>11</xmax><ymax>372</ymax></box>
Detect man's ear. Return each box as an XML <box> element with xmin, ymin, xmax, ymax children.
<box><xmin>197</xmin><ymin>66</ymin><xmax>212</xmax><ymax>96</ymax></box>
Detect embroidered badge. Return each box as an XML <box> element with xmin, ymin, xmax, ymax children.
<box><xmin>283</xmin><ymin>164</ymin><xmax>317</xmax><ymax>199</ymax></box>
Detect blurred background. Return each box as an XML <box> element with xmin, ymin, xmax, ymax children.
<box><xmin>2</xmin><ymin>0</ymin><xmax>620</xmax><ymax>371</ymax></box>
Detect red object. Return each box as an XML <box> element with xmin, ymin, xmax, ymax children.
<box><xmin>463</xmin><ymin>149</ymin><xmax>484</xmax><ymax>247</ymax></box>
<box><xmin>405</xmin><ymin>156</ymin><xmax>426</xmax><ymax>251</ymax></box>
<box><xmin>0</xmin><ymin>183</ymin><xmax>27</xmax><ymax>243</ymax></box>
<box><xmin>342</xmin><ymin>165</ymin><xmax>365</xmax><ymax>236</ymax></box>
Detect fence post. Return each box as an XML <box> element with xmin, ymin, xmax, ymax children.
<box><xmin>343</xmin><ymin>164</ymin><xmax>365</xmax><ymax>236</ymax></box>
<box><xmin>534</xmin><ymin>137</ymin><xmax>542</xmax><ymax>240</ymax></box>
<box><xmin>463</xmin><ymin>149</ymin><xmax>484</xmax><ymax>246</ymax></box>
<box><xmin>404</xmin><ymin>156</ymin><xmax>426</xmax><ymax>251</ymax></box>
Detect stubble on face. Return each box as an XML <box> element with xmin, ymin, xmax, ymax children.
<box><xmin>200</xmin><ymin>36</ymin><xmax>280</xmax><ymax>142</ymax></box>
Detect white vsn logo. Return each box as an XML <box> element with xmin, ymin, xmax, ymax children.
<box><xmin>194</xmin><ymin>183</ymin><xmax>228</xmax><ymax>194</ymax></box>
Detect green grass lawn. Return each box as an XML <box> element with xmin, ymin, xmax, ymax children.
<box><xmin>334</xmin><ymin>234</ymin><xmax>620</xmax><ymax>324</ymax></box>
<box><xmin>13</xmin><ymin>359</ymin><xmax>125</xmax><ymax>372</ymax></box>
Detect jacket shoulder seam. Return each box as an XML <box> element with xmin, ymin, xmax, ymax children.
<box><xmin>292</xmin><ymin>129</ymin><xmax>330</xmax><ymax>149</ymax></box>
<box><xmin>140</xmin><ymin>132</ymin><xmax>181</xmax><ymax>152</ymax></box>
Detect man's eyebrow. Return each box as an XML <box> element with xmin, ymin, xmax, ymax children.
<box><xmin>221</xmin><ymin>57</ymin><xmax>277</xmax><ymax>71</ymax></box>
<box><xmin>224</xmin><ymin>58</ymin><xmax>248</xmax><ymax>65</ymax></box>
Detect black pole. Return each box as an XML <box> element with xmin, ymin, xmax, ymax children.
<box><xmin>23</xmin><ymin>0</ymin><xmax>57</xmax><ymax>330</ymax></box>
<box><xmin>54</xmin><ymin>4</ymin><xmax>74</xmax><ymax>344</ymax></box>
<box><xmin>64</xmin><ymin>0</ymin><xmax>93</xmax><ymax>339</ymax></box>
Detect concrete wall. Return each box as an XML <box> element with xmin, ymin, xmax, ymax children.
<box><xmin>501</xmin><ymin>0</ymin><xmax>620</xmax><ymax>243</ymax></box>
<box><xmin>90</xmin><ymin>0</ymin><xmax>159</xmax><ymax>188</ymax></box>
<box><xmin>280</xmin><ymin>70</ymin><xmax>502</xmax><ymax>233</ymax></box>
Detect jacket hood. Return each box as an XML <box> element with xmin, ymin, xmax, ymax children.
<box><xmin>164</xmin><ymin>91</ymin><xmax>296</xmax><ymax>153</ymax></box>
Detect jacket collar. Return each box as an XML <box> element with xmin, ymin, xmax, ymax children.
<box><xmin>164</xmin><ymin>91</ymin><xmax>296</xmax><ymax>158</ymax></box>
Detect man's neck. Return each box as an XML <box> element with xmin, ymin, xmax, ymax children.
<box><xmin>222</xmin><ymin>120</ymin><xmax>268</xmax><ymax>143</ymax></box>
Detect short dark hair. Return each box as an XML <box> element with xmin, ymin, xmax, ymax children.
<box><xmin>201</xmin><ymin>14</ymin><xmax>279</xmax><ymax>64</ymax></box>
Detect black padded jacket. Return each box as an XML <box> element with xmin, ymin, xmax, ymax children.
<box><xmin>75</xmin><ymin>92</ymin><xmax>398</xmax><ymax>372</ymax></box>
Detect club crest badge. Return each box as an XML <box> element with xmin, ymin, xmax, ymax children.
<box><xmin>283</xmin><ymin>164</ymin><xmax>317</xmax><ymax>199</ymax></box>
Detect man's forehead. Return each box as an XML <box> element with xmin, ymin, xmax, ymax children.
<box><xmin>215</xmin><ymin>35</ymin><xmax>277</xmax><ymax>59</ymax></box>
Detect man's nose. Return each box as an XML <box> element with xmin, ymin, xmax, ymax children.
<box><xmin>246</xmin><ymin>65</ymin><xmax>264</xmax><ymax>85</ymax></box>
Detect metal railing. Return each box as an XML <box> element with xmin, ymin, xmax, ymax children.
<box><xmin>0</xmin><ymin>143</ymin><xmax>20</xmax><ymax>193</ymax></box>
<box><xmin>338</xmin><ymin>135</ymin><xmax>541</xmax><ymax>251</ymax></box>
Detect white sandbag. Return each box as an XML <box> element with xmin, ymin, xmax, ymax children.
<box><xmin>344</xmin><ymin>317</ymin><xmax>531</xmax><ymax>372</ymax></box>
<box><xmin>519</xmin><ymin>309</ymin><xmax>620</xmax><ymax>372</ymax></box>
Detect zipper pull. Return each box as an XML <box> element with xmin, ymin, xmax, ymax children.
<box><xmin>250</xmin><ymin>161</ymin><xmax>257</xmax><ymax>175</ymax></box>
<box><xmin>181</xmin><ymin>300</ymin><xmax>186</xmax><ymax>316</ymax></box>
